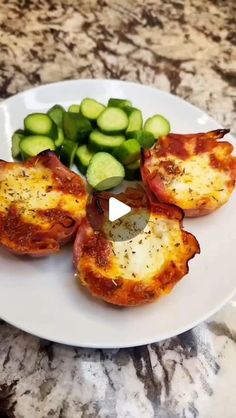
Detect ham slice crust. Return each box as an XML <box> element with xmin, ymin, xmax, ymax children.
<box><xmin>0</xmin><ymin>151</ymin><xmax>88</xmax><ymax>256</ymax></box>
<box><xmin>74</xmin><ymin>187</ymin><xmax>200</xmax><ymax>306</ymax></box>
<box><xmin>141</xmin><ymin>129</ymin><xmax>236</xmax><ymax>217</ymax></box>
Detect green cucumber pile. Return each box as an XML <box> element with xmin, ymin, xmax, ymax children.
<box><xmin>11</xmin><ymin>97</ymin><xmax>170</xmax><ymax>191</ymax></box>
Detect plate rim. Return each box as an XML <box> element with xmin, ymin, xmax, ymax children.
<box><xmin>0</xmin><ymin>286</ymin><xmax>235</xmax><ymax>348</ymax></box>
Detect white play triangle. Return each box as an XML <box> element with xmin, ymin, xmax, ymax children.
<box><xmin>108</xmin><ymin>197</ymin><xmax>131</xmax><ymax>222</ymax></box>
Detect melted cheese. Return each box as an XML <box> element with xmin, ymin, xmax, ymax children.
<box><xmin>159</xmin><ymin>154</ymin><xmax>230</xmax><ymax>209</ymax></box>
<box><xmin>101</xmin><ymin>211</ymin><xmax>184</xmax><ymax>281</ymax></box>
<box><xmin>0</xmin><ymin>164</ymin><xmax>86</xmax><ymax>228</ymax></box>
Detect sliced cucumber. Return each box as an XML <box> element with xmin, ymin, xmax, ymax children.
<box><xmin>126</xmin><ymin>130</ymin><xmax>155</xmax><ymax>149</ymax></box>
<box><xmin>20</xmin><ymin>135</ymin><xmax>55</xmax><ymax>159</ymax></box>
<box><xmin>75</xmin><ymin>144</ymin><xmax>94</xmax><ymax>174</ymax></box>
<box><xmin>87</xmin><ymin>152</ymin><xmax>125</xmax><ymax>191</ymax></box>
<box><xmin>97</xmin><ymin>107</ymin><xmax>128</xmax><ymax>134</ymax></box>
<box><xmin>24</xmin><ymin>113</ymin><xmax>57</xmax><ymax>139</ymax></box>
<box><xmin>144</xmin><ymin>114</ymin><xmax>170</xmax><ymax>138</ymax></box>
<box><xmin>11</xmin><ymin>130</ymin><xmax>25</xmax><ymax>159</ymax></box>
<box><xmin>123</xmin><ymin>106</ymin><xmax>143</xmax><ymax>132</ymax></box>
<box><xmin>47</xmin><ymin>105</ymin><xmax>65</xmax><ymax>127</ymax></box>
<box><xmin>108</xmin><ymin>98</ymin><xmax>132</xmax><ymax>108</ymax></box>
<box><xmin>54</xmin><ymin>127</ymin><xmax>64</xmax><ymax>148</ymax></box>
<box><xmin>68</xmin><ymin>104</ymin><xmax>80</xmax><ymax>113</ymax></box>
<box><xmin>114</xmin><ymin>139</ymin><xmax>141</xmax><ymax>165</ymax></box>
<box><xmin>125</xmin><ymin>159</ymin><xmax>141</xmax><ymax>181</ymax></box>
<box><xmin>60</xmin><ymin>140</ymin><xmax>78</xmax><ymax>167</ymax></box>
<box><xmin>89</xmin><ymin>130</ymin><xmax>125</xmax><ymax>153</ymax></box>
<box><xmin>63</xmin><ymin>112</ymin><xmax>92</xmax><ymax>142</ymax></box>
<box><xmin>80</xmin><ymin>98</ymin><xmax>105</xmax><ymax>121</ymax></box>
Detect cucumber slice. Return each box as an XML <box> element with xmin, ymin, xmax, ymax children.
<box><xmin>126</xmin><ymin>130</ymin><xmax>155</xmax><ymax>149</ymax></box>
<box><xmin>144</xmin><ymin>114</ymin><xmax>171</xmax><ymax>138</ymax></box>
<box><xmin>123</xmin><ymin>106</ymin><xmax>143</xmax><ymax>132</ymax></box>
<box><xmin>125</xmin><ymin>159</ymin><xmax>141</xmax><ymax>181</ymax></box>
<box><xmin>24</xmin><ymin>113</ymin><xmax>57</xmax><ymax>139</ymax></box>
<box><xmin>68</xmin><ymin>104</ymin><xmax>80</xmax><ymax>113</ymax></box>
<box><xmin>11</xmin><ymin>130</ymin><xmax>25</xmax><ymax>159</ymax></box>
<box><xmin>47</xmin><ymin>105</ymin><xmax>65</xmax><ymax>127</ymax></box>
<box><xmin>114</xmin><ymin>139</ymin><xmax>141</xmax><ymax>165</ymax></box>
<box><xmin>108</xmin><ymin>98</ymin><xmax>132</xmax><ymax>108</ymax></box>
<box><xmin>20</xmin><ymin>135</ymin><xmax>56</xmax><ymax>159</ymax></box>
<box><xmin>80</xmin><ymin>98</ymin><xmax>105</xmax><ymax>121</ymax></box>
<box><xmin>54</xmin><ymin>127</ymin><xmax>64</xmax><ymax>148</ymax></box>
<box><xmin>75</xmin><ymin>144</ymin><xmax>94</xmax><ymax>174</ymax></box>
<box><xmin>89</xmin><ymin>130</ymin><xmax>125</xmax><ymax>153</ymax></box>
<box><xmin>97</xmin><ymin>107</ymin><xmax>128</xmax><ymax>134</ymax></box>
<box><xmin>63</xmin><ymin>112</ymin><xmax>92</xmax><ymax>142</ymax></box>
<box><xmin>60</xmin><ymin>140</ymin><xmax>78</xmax><ymax>167</ymax></box>
<box><xmin>87</xmin><ymin>152</ymin><xmax>125</xmax><ymax>191</ymax></box>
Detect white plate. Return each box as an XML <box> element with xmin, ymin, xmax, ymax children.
<box><xmin>0</xmin><ymin>79</ymin><xmax>235</xmax><ymax>348</ymax></box>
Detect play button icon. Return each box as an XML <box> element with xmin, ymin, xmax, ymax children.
<box><xmin>108</xmin><ymin>197</ymin><xmax>131</xmax><ymax>222</ymax></box>
<box><xmin>86</xmin><ymin>183</ymin><xmax>150</xmax><ymax>242</ymax></box>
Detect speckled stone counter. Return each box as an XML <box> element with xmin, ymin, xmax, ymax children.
<box><xmin>0</xmin><ymin>1</ymin><xmax>236</xmax><ymax>417</ymax></box>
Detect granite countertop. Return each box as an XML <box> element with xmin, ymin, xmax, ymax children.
<box><xmin>0</xmin><ymin>1</ymin><xmax>236</xmax><ymax>417</ymax></box>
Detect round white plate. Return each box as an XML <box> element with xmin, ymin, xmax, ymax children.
<box><xmin>0</xmin><ymin>79</ymin><xmax>235</xmax><ymax>348</ymax></box>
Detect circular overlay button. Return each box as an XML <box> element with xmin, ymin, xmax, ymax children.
<box><xmin>86</xmin><ymin>182</ymin><xmax>150</xmax><ymax>242</ymax></box>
